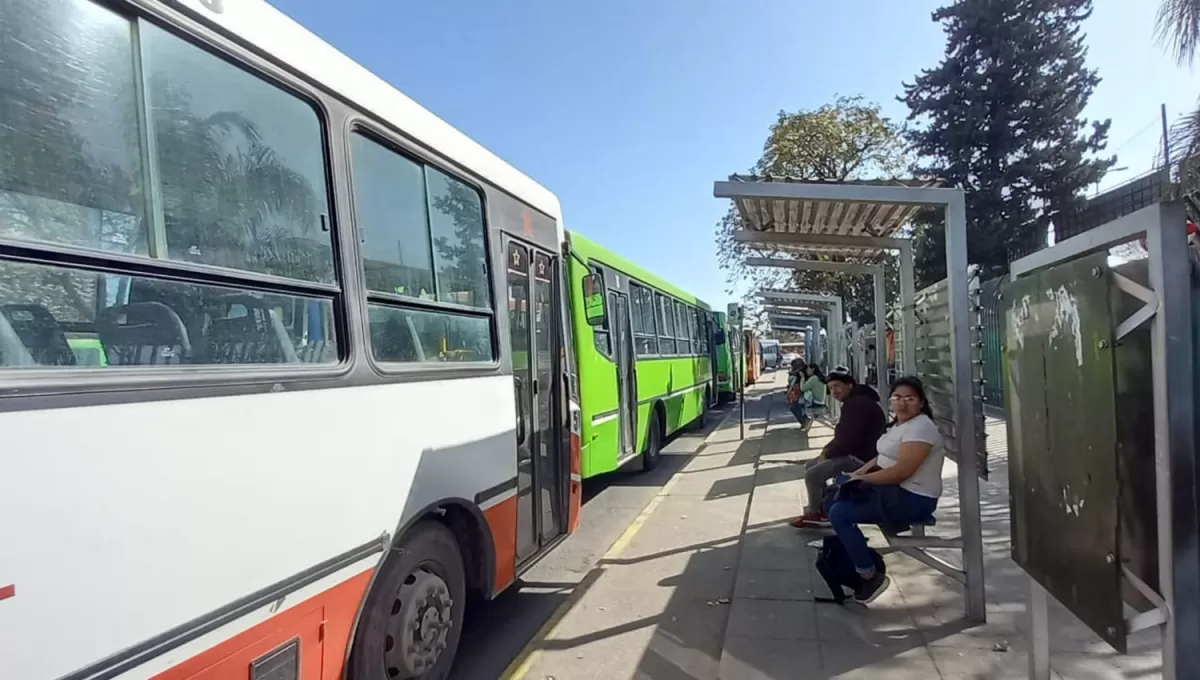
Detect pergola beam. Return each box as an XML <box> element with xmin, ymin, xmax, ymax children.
<box><xmin>714</xmin><ymin>179</ymin><xmax>959</xmax><ymax>206</ymax></box>
<box><xmin>745</xmin><ymin>256</ymin><xmax>882</xmax><ymax>276</ymax></box>
<box><xmin>734</xmin><ymin>231</ymin><xmax>908</xmax><ymax>250</ymax></box>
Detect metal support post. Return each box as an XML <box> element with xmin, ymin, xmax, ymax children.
<box><xmin>738</xmin><ymin>320</ymin><xmax>746</xmax><ymax>441</ymax></box>
<box><xmin>1145</xmin><ymin>201</ymin><xmax>1196</xmax><ymax>680</ymax></box>
<box><xmin>945</xmin><ymin>194</ymin><xmax>986</xmax><ymax>622</ymax></box>
<box><xmin>1029</xmin><ymin>577</ymin><xmax>1051</xmax><ymax>680</ymax></box>
<box><xmin>873</xmin><ymin>270</ymin><xmax>888</xmax><ymax>390</ymax></box>
<box><xmin>898</xmin><ymin>241</ymin><xmax>917</xmax><ymax>377</ymax></box>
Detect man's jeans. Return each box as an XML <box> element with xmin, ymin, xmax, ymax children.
<box><xmin>789</xmin><ymin>400</ymin><xmax>807</xmax><ymax>424</ymax></box>
<box><xmin>803</xmin><ymin>456</ymin><xmax>863</xmax><ymax>513</ymax></box>
<box><xmin>828</xmin><ymin>485</ymin><xmax>938</xmax><ymax>572</ymax></box>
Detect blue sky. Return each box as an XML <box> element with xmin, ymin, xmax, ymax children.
<box><xmin>272</xmin><ymin>0</ymin><xmax>1195</xmax><ymax>308</ymax></box>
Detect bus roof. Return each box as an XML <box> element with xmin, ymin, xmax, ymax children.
<box><xmin>567</xmin><ymin>230</ymin><xmax>711</xmax><ymax>308</ymax></box>
<box><xmin>174</xmin><ymin>0</ymin><xmax>562</xmax><ymax>222</ymax></box>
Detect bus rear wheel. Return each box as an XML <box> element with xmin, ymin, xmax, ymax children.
<box><xmin>641</xmin><ymin>412</ymin><xmax>663</xmax><ymax>471</ymax></box>
<box><xmin>349</xmin><ymin>520</ymin><xmax>466</xmax><ymax>680</ymax></box>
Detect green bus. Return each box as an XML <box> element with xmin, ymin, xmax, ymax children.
<box><xmin>569</xmin><ymin>231</ymin><xmax>718</xmax><ymax>478</ymax></box>
<box><xmin>714</xmin><ymin>311</ymin><xmax>743</xmax><ymax>401</ymax></box>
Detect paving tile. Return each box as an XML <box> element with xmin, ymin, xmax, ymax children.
<box><xmin>929</xmin><ymin>645</ymin><xmax>1065</xmax><ymax>679</ymax></box>
<box><xmin>734</xmin><ymin>567</ymin><xmax>820</xmax><ymax>601</ymax></box>
<box><xmin>725</xmin><ymin>598</ymin><xmax>819</xmax><ymax>640</ymax></box>
<box><xmin>820</xmin><ymin>642</ymin><xmax>941</xmax><ymax>679</ymax></box>
<box><xmin>814</xmin><ymin>599</ymin><xmax>922</xmax><ymax>647</ymax></box>
<box><xmin>719</xmin><ymin>636</ymin><xmax>821</xmax><ymax>680</ymax></box>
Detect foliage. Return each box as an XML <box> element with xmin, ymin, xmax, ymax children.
<box><xmin>902</xmin><ymin>0</ymin><xmax>1114</xmax><ymax>285</ymax></box>
<box><xmin>1156</xmin><ymin>0</ymin><xmax>1200</xmax><ymax>168</ymax></box>
<box><xmin>714</xmin><ymin>95</ymin><xmax>909</xmax><ymax>325</ymax></box>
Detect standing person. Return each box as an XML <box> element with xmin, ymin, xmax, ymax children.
<box><xmin>791</xmin><ymin>367</ymin><xmax>886</xmax><ymax>528</ymax></box>
<box><xmin>786</xmin><ymin>358</ymin><xmax>807</xmax><ymax>426</ymax></box>
<box><xmin>802</xmin><ymin>363</ymin><xmax>827</xmax><ymax>420</ymax></box>
<box><xmin>826</xmin><ymin>376</ymin><xmax>945</xmax><ymax>603</ymax></box>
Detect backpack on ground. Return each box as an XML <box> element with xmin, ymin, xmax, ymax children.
<box><xmin>813</xmin><ymin>535</ymin><xmax>886</xmax><ymax>605</ymax></box>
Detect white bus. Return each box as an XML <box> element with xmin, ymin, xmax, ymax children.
<box><xmin>0</xmin><ymin>1</ymin><xmax>584</xmax><ymax>678</ymax></box>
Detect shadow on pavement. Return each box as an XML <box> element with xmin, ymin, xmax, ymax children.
<box><xmin>448</xmin><ymin>405</ymin><xmax>733</xmax><ymax>680</ymax></box>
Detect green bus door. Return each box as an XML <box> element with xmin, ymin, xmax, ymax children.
<box><xmin>609</xmin><ymin>291</ymin><xmax>638</xmax><ymax>456</ymax></box>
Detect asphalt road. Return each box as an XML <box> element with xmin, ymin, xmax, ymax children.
<box><xmin>448</xmin><ymin>404</ymin><xmax>734</xmax><ymax>680</ymax></box>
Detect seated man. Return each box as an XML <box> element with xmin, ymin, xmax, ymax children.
<box><xmin>791</xmin><ymin>367</ymin><xmax>886</xmax><ymax>528</ymax></box>
<box><xmin>828</xmin><ymin>376</ymin><xmax>946</xmax><ymax>604</ymax></box>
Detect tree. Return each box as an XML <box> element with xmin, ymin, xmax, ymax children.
<box><xmin>902</xmin><ymin>0</ymin><xmax>1114</xmax><ymax>285</ymax></box>
<box><xmin>1155</xmin><ymin>0</ymin><xmax>1200</xmax><ymax>170</ymax></box>
<box><xmin>714</xmin><ymin>96</ymin><xmax>909</xmax><ymax>325</ymax></box>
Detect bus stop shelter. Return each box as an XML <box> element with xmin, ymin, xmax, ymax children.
<box><xmin>714</xmin><ymin>175</ymin><xmax>986</xmax><ymax>622</ymax></box>
<box><xmin>749</xmin><ymin>257</ymin><xmax>887</xmax><ymax>388</ymax></box>
<box><xmin>758</xmin><ymin>291</ymin><xmax>843</xmax><ymax>369</ymax></box>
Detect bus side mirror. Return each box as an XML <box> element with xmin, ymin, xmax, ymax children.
<box><xmin>714</xmin><ymin>329</ymin><xmax>726</xmax><ymax>344</ymax></box>
<box><xmin>582</xmin><ymin>274</ymin><xmax>607</xmax><ymax>326</ymax></box>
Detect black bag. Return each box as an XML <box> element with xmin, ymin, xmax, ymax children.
<box><xmin>813</xmin><ymin>535</ymin><xmax>886</xmax><ymax>605</ymax></box>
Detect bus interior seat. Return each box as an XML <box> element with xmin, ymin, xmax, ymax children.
<box><xmin>0</xmin><ymin>303</ymin><xmax>76</xmax><ymax>366</ymax></box>
<box><xmin>0</xmin><ymin>310</ymin><xmax>36</xmax><ymax>368</ymax></box>
<box><xmin>369</xmin><ymin>310</ymin><xmax>423</xmax><ymax>362</ymax></box>
<box><xmin>204</xmin><ymin>295</ymin><xmax>300</xmax><ymax>365</ymax></box>
<box><xmin>97</xmin><ymin>302</ymin><xmax>192</xmax><ymax>366</ymax></box>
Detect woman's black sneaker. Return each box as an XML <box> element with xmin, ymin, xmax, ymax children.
<box><xmin>854</xmin><ymin>572</ymin><xmax>891</xmax><ymax>604</ymax></box>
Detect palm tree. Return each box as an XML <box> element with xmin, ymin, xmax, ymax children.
<box><xmin>1156</xmin><ymin>0</ymin><xmax>1200</xmax><ymax>171</ymax></box>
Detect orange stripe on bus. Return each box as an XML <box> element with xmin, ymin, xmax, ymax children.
<box><xmin>150</xmin><ymin>569</ymin><xmax>372</xmax><ymax>680</ymax></box>
<box><xmin>483</xmin><ymin>495</ymin><xmax>518</xmax><ymax>594</ymax></box>
<box><xmin>569</xmin><ymin>432</ymin><xmax>582</xmax><ymax>532</ymax></box>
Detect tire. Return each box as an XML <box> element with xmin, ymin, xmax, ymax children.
<box><xmin>348</xmin><ymin>520</ymin><xmax>467</xmax><ymax>680</ymax></box>
<box><xmin>640</xmin><ymin>411</ymin><xmax>663</xmax><ymax>472</ymax></box>
<box><xmin>691</xmin><ymin>394</ymin><xmax>709</xmax><ymax>431</ymax></box>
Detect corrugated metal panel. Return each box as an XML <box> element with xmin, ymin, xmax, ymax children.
<box><xmin>727</xmin><ymin>177</ymin><xmax>941</xmax><ymax>256</ymax></box>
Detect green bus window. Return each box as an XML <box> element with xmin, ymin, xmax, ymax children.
<box><xmin>656</xmin><ymin>293</ymin><xmax>676</xmax><ymax>354</ymax></box>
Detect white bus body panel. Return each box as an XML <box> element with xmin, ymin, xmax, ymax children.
<box><xmin>0</xmin><ymin>375</ymin><xmax>516</xmax><ymax>680</ymax></box>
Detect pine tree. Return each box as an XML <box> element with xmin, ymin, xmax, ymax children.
<box><xmin>902</xmin><ymin>0</ymin><xmax>1114</xmax><ymax>284</ymax></box>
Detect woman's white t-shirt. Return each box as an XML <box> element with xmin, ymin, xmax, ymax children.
<box><xmin>875</xmin><ymin>414</ymin><xmax>945</xmax><ymax>498</ymax></box>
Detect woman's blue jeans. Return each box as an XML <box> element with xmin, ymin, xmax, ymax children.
<box><xmin>828</xmin><ymin>485</ymin><xmax>937</xmax><ymax>573</ymax></box>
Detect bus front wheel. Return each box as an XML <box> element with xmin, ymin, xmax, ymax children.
<box><xmin>349</xmin><ymin>520</ymin><xmax>466</xmax><ymax>680</ymax></box>
<box><xmin>641</xmin><ymin>412</ymin><xmax>663</xmax><ymax>471</ymax></box>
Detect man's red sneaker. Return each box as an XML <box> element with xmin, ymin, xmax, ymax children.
<box><xmin>789</xmin><ymin>512</ymin><xmax>830</xmax><ymax>529</ymax></box>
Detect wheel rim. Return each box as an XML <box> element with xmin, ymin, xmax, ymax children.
<box><xmin>383</xmin><ymin>566</ymin><xmax>454</xmax><ymax>678</ymax></box>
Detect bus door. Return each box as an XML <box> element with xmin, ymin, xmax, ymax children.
<box><xmin>608</xmin><ymin>291</ymin><xmax>638</xmax><ymax>455</ymax></box>
<box><xmin>707</xmin><ymin>314</ymin><xmax>721</xmax><ymax>406</ymax></box>
<box><xmin>505</xmin><ymin>238</ymin><xmax>568</xmax><ymax>562</ymax></box>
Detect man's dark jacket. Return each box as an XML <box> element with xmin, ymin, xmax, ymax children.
<box><xmin>824</xmin><ymin>384</ymin><xmax>885</xmax><ymax>460</ymax></box>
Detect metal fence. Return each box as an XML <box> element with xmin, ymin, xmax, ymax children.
<box><xmin>892</xmin><ymin>268</ymin><xmax>989</xmax><ymax>478</ymax></box>
<box><xmin>978</xmin><ymin>275</ymin><xmax>1006</xmax><ymax>409</ymax></box>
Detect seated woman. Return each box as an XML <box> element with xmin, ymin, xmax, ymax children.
<box><xmin>827</xmin><ymin>376</ymin><xmax>945</xmax><ymax>604</ymax></box>
<box><xmin>801</xmin><ymin>363</ymin><xmax>827</xmax><ymax>421</ymax></box>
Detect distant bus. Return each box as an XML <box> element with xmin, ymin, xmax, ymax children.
<box><xmin>569</xmin><ymin>231</ymin><xmax>715</xmax><ymax>477</ymax></box>
<box><xmin>715</xmin><ymin>311</ymin><xmax>741</xmax><ymax>401</ymax></box>
<box><xmin>761</xmin><ymin>338</ymin><xmax>781</xmax><ymax>369</ymax></box>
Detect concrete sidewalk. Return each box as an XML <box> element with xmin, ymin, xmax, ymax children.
<box><xmin>512</xmin><ymin>371</ymin><xmax>1165</xmax><ymax>679</ymax></box>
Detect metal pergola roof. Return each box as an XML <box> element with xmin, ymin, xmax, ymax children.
<box><xmin>720</xmin><ymin>175</ymin><xmax>940</xmax><ymax>257</ymax></box>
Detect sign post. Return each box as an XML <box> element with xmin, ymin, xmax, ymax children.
<box><xmin>728</xmin><ymin>303</ymin><xmax>745</xmax><ymax>440</ymax></box>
